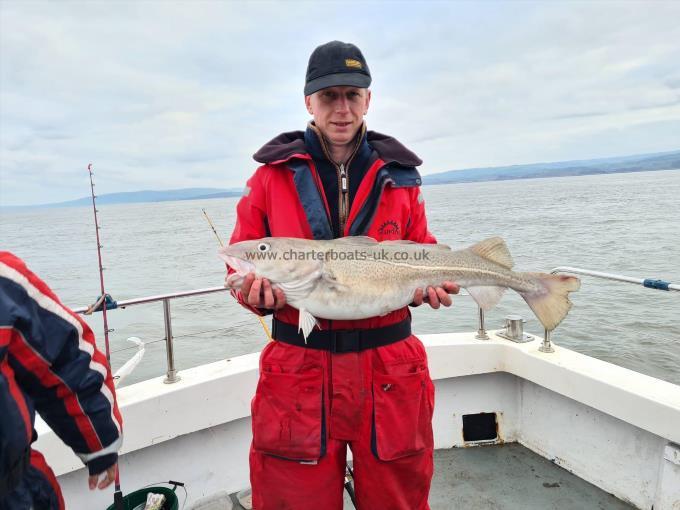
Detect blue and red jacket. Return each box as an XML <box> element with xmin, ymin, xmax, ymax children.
<box><xmin>229</xmin><ymin>123</ymin><xmax>437</xmax><ymax>330</ymax></box>
<box><xmin>0</xmin><ymin>252</ymin><xmax>123</xmax><ymax>494</ymax></box>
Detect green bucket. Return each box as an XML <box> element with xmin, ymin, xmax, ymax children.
<box><xmin>105</xmin><ymin>486</ymin><xmax>179</xmax><ymax>510</ymax></box>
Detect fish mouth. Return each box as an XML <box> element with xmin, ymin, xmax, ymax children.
<box><xmin>223</xmin><ymin>255</ymin><xmax>255</xmax><ymax>275</ymax></box>
<box><xmin>225</xmin><ymin>272</ymin><xmax>244</xmax><ymax>289</ymax></box>
<box><xmin>223</xmin><ymin>256</ymin><xmax>256</xmax><ymax>289</ymax></box>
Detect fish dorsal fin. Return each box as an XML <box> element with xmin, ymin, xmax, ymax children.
<box><xmin>333</xmin><ymin>236</ymin><xmax>377</xmax><ymax>245</ymax></box>
<box><xmin>380</xmin><ymin>240</ymin><xmax>452</xmax><ymax>250</ymax></box>
<box><xmin>469</xmin><ymin>237</ymin><xmax>513</xmax><ymax>269</ymax></box>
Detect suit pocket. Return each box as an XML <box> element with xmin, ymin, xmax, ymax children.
<box><xmin>371</xmin><ymin>367</ymin><xmax>434</xmax><ymax>461</ymax></box>
<box><xmin>252</xmin><ymin>366</ymin><xmax>325</xmax><ymax>462</ymax></box>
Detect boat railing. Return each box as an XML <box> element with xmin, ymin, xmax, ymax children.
<box><xmin>73</xmin><ymin>286</ymin><xmax>230</xmax><ymax>383</ymax></box>
<box><xmin>531</xmin><ymin>267</ymin><xmax>680</xmax><ymax>353</ymax></box>
<box><xmin>463</xmin><ymin>266</ymin><xmax>677</xmax><ymax>353</ymax></box>
<box><xmin>73</xmin><ymin>267</ymin><xmax>677</xmax><ymax>384</ymax></box>
<box><xmin>549</xmin><ymin>267</ymin><xmax>680</xmax><ymax>291</ymax></box>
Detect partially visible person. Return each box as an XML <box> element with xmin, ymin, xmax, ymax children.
<box><xmin>1</xmin><ymin>251</ymin><xmax>123</xmax><ymax>510</ymax></box>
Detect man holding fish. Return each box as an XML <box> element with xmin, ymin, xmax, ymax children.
<box><xmin>224</xmin><ymin>41</ymin><xmax>578</xmax><ymax>510</ymax></box>
<box><xmin>225</xmin><ymin>40</ymin><xmax>456</xmax><ymax>510</ymax></box>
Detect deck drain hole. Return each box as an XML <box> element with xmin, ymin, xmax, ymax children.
<box><xmin>462</xmin><ymin>412</ymin><xmax>498</xmax><ymax>442</ymax></box>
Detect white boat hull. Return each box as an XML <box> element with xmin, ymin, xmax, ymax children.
<box><xmin>36</xmin><ymin>332</ymin><xmax>680</xmax><ymax>509</ymax></box>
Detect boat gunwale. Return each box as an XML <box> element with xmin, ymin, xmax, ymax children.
<box><xmin>35</xmin><ymin>331</ymin><xmax>680</xmax><ymax>477</ymax></box>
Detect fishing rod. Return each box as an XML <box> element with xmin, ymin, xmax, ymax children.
<box><xmin>202</xmin><ymin>208</ymin><xmax>272</xmax><ymax>340</ymax></box>
<box><xmin>87</xmin><ymin>163</ymin><xmax>124</xmax><ymax>510</ymax></box>
<box><xmin>202</xmin><ymin>208</ymin><xmax>223</xmax><ymax>246</ymax></box>
<box><xmin>345</xmin><ymin>464</ymin><xmax>357</xmax><ymax>507</ymax></box>
<box><xmin>88</xmin><ymin>164</ymin><xmax>113</xmax><ymax>363</ymax></box>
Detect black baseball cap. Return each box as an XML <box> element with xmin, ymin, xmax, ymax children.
<box><xmin>304</xmin><ymin>41</ymin><xmax>372</xmax><ymax>96</ymax></box>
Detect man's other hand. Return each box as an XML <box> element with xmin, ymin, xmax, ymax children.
<box><xmin>88</xmin><ymin>463</ymin><xmax>117</xmax><ymax>490</ymax></box>
<box><xmin>241</xmin><ymin>273</ymin><xmax>287</xmax><ymax>309</ymax></box>
<box><xmin>411</xmin><ymin>281</ymin><xmax>459</xmax><ymax>309</ymax></box>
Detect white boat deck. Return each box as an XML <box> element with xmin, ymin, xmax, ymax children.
<box><xmin>222</xmin><ymin>445</ymin><xmax>634</xmax><ymax>509</ymax></box>
<box><xmin>428</xmin><ymin>444</ymin><xmax>632</xmax><ymax>509</ymax></box>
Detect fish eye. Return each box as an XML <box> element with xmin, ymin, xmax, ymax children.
<box><xmin>257</xmin><ymin>243</ymin><xmax>270</xmax><ymax>252</ymax></box>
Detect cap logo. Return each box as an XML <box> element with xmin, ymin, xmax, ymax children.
<box><xmin>345</xmin><ymin>58</ymin><xmax>363</xmax><ymax>69</ymax></box>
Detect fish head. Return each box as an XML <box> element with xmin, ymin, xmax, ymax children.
<box><xmin>219</xmin><ymin>237</ymin><xmax>323</xmax><ymax>288</ymax></box>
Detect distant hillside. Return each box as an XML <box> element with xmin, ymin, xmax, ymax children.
<box><xmin>16</xmin><ymin>188</ymin><xmax>243</xmax><ymax>209</ymax></box>
<box><xmin>423</xmin><ymin>150</ymin><xmax>680</xmax><ymax>185</ymax></box>
<box><xmin>5</xmin><ymin>149</ymin><xmax>679</xmax><ymax>209</ymax></box>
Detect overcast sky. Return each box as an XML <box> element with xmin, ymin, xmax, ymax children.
<box><xmin>1</xmin><ymin>1</ymin><xmax>679</xmax><ymax>206</ymax></box>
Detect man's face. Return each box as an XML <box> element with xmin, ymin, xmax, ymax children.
<box><xmin>305</xmin><ymin>86</ymin><xmax>371</xmax><ymax>147</ymax></box>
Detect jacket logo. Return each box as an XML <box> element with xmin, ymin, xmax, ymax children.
<box><xmin>378</xmin><ymin>220</ymin><xmax>400</xmax><ymax>236</ymax></box>
<box><xmin>345</xmin><ymin>58</ymin><xmax>362</xmax><ymax>69</ymax></box>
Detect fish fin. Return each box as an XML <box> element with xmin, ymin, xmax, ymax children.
<box><xmin>466</xmin><ymin>285</ymin><xmax>507</xmax><ymax>311</ymax></box>
<box><xmin>469</xmin><ymin>237</ymin><xmax>514</xmax><ymax>269</ymax></box>
<box><xmin>430</xmin><ymin>243</ymin><xmax>452</xmax><ymax>251</ymax></box>
<box><xmin>277</xmin><ymin>271</ymin><xmax>322</xmax><ymax>301</ymax></box>
<box><xmin>333</xmin><ymin>236</ymin><xmax>377</xmax><ymax>244</ymax></box>
<box><xmin>381</xmin><ymin>240</ymin><xmax>452</xmax><ymax>250</ymax></box>
<box><xmin>520</xmin><ymin>273</ymin><xmax>581</xmax><ymax>331</ymax></box>
<box><xmin>298</xmin><ymin>308</ymin><xmax>320</xmax><ymax>342</ymax></box>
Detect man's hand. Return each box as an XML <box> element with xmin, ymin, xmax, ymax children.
<box><xmin>411</xmin><ymin>281</ymin><xmax>459</xmax><ymax>309</ymax></box>
<box><xmin>88</xmin><ymin>463</ymin><xmax>116</xmax><ymax>490</ymax></box>
<box><xmin>240</xmin><ymin>273</ymin><xmax>287</xmax><ymax>309</ymax></box>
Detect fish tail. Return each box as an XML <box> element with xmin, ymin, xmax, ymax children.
<box><xmin>520</xmin><ymin>273</ymin><xmax>581</xmax><ymax>331</ymax></box>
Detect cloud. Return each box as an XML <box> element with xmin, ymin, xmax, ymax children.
<box><xmin>1</xmin><ymin>1</ymin><xmax>679</xmax><ymax>206</ymax></box>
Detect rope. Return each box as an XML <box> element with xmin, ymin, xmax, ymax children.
<box><xmin>109</xmin><ymin>326</ymin><xmax>235</xmax><ymax>355</ymax></box>
<box><xmin>84</xmin><ymin>294</ymin><xmax>106</xmax><ymax>315</ymax></box>
<box><xmin>110</xmin><ymin>338</ymin><xmax>165</xmax><ymax>355</ymax></box>
<box><xmin>173</xmin><ymin>326</ymin><xmax>235</xmax><ymax>339</ymax></box>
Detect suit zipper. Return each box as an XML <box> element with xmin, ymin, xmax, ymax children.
<box><xmin>339</xmin><ymin>163</ymin><xmax>348</xmax><ymax>235</ymax></box>
<box><xmin>312</xmin><ymin>123</ymin><xmax>364</xmax><ymax>237</ymax></box>
<box><xmin>337</xmin><ymin>140</ymin><xmax>362</xmax><ymax>235</ymax></box>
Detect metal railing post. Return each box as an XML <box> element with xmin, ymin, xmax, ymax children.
<box><xmin>539</xmin><ymin>328</ymin><xmax>554</xmax><ymax>353</ymax></box>
<box><xmin>475</xmin><ymin>307</ymin><xmax>489</xmax><ymax>340</ymax></box>
<box><xmin>163</xmin><ymin>298</ymin><xmax>180</xmax><ymax>383</ymax></box>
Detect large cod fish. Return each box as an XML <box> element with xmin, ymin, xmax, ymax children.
<box><xmin>219</xmin><ymin>236</ymin><xmax>580</xmax><ymax>339</ymax></box>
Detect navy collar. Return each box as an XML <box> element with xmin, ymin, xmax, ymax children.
<box><xmin>304</xmin><ymin>123</ymin><xmax>371</xmax><ymax>168</ymax></box>
<box><xmin>253</xmin><ymin>126</ymin><xmax>422</xmax><ymax>168</ymax></box>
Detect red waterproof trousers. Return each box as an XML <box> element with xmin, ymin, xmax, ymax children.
<box><xmin>250</xmin><ymin>335</ymin><xmax>434</xmax><ymax>510</ymax></box>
